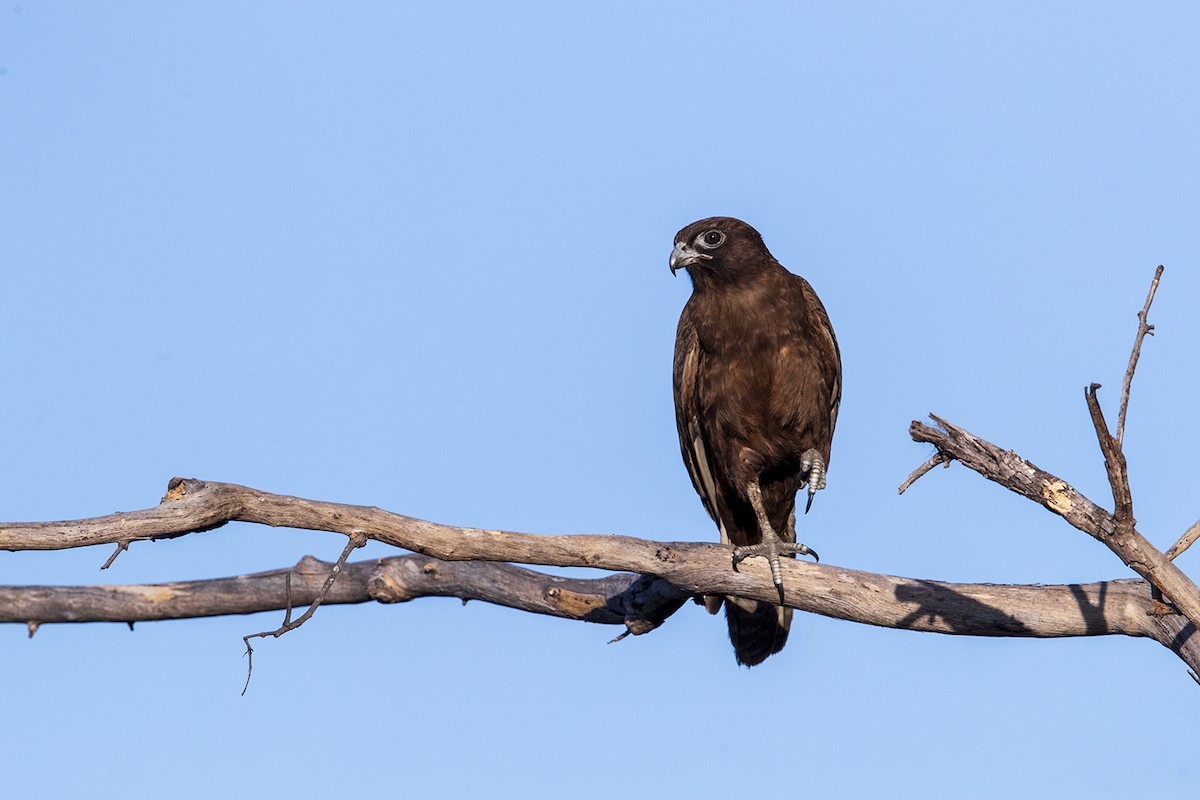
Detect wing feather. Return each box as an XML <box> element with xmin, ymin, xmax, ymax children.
<box><xmin>799</xmin><ymin>276</ymin><xmax>843</xmax><ymax>455</ymax></box>
<box><xmin>673</xmin><ymin>310</ymin><xmax>731</xmax><ymax>545</ymax></box>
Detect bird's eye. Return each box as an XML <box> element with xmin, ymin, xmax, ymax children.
<box><xmin>697</xmin><ymin>230</ymin><xmax>725</xmax><ymax>249</ymax></box>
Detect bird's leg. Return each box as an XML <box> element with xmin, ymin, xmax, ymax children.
<box><xmin>800</xmin><ymin>448</ymin><xmax>827</xmax><ymax>514</ymax></box>
<box><xmin>731</xmin><ymin>480</ymin><xmax>818</xmax><ymax>605</ymax></box>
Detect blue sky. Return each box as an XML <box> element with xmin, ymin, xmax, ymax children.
<box><xmin>3</xmin><ymin>3</ymin><xmax>1199</xmax><ymax>797</ymax></box>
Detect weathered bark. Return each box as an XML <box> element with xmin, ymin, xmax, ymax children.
<box><xmin>910</xmin><ymin>414</ymin><xmax>1200</xmax><ymax>631</ymax></box>
<box><xmin>1</xmin><ymin>556</ymin><xmax>690</xmax><ymax>634</ymax></box>
<box><xmin>0</xmin><ymin>548</ymin><xmax>1186</xmax><ymax>641</ymax></box>
<box><xmin>1</xmin><ymin>477</ymin><xmax>1196</xmax><ymax>673</ymax></box>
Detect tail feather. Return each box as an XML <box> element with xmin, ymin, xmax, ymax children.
<box><xmin>724</xmin><ymin>596</ymin><xmax>792</xmax><ymax>666</ymax></box>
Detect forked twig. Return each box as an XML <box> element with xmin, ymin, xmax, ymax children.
<box><xmin>241</xmin><ymin>531</ymin><xmax>368</xmax><ymax>694</ymax></box>
<box><xmin>1117</xmin><ymin>265</ymin><xmax>1164</xmax><ymax>448</ymax></box>
<box><xmin>1085</xmin><ymin>267</ymin><xmax>1164</xmax><ymax>529</ymax></box>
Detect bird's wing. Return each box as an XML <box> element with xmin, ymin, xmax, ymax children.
<box><xmin>800</xmin><ymin>276</ymin><xmax>843</xmax><ymax>442</ymax></box>
<box><xmin>675</xmin><ymin>311</ymin><xmax>737</xmax><ymax>617</ymax></box>
<box><xmin>673</xmin><ymin>312</ymin><xmax>731</xmax><ymax>546</ymax></box>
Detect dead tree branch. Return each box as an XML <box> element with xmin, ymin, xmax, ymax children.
<box><xmin>0</xmin><ymin>556</ymin><xmax>692</xmax><ymax>634</ymax></box>
<box><xmin>903</xmin><ymin>265</ymin><xmax>1200</xmax><ymax>678</ymax></box>
<box><xmin>1086</xmin><ymin>384</ymin><xmax>1134</xmax><ymax>527</ymax></box>
<box><xmin>1</xmin><ymin>547</ymin><xmax>1196</xmax><ymax>670</ymax></box>
<box><xmin>240</xmin><ymin>531</ymin><xmax>367</xmax><ymax>693</ymax></box>
<box><xmin>897</xmin><ymin>452</ymin><xmax>950</xmax><ymax>495</ymax></box>
<box><xmin>909</xmin><ymin>415</ymin><xmax>1200</xmax><ymax>631</ymax></box>
<box><xmin>1166</xmin><ymin>519</ymin><xmax>1200</xmax><ymax>562</ymax></box>
<box><xmin>1</xmin><ymin>476</ymin><xmax>1197</xmax><ymax>673</ymax></box>
<box><xmin>1118</xmin><ymin>264</ymin><xmax>1164</xmax><ymax>448</ymax></box>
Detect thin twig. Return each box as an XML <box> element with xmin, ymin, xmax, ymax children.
<box><xmin>1166</xmin><ymin>518</ymin><xmax>1200</xmax><ymax>562</ymax></box>
<box><xmin>241</xmin><ymin>531</ymin><xmax>368</xmax><ymax>695</ymax></box>
<box><xmin>1117</xmin><ymin>265</ymin><xmax>1164</xmax><ymax>448</ymax></box>
<box><xmin>897</xmin><ymin>453</ymin><xmax>951</xmax><ymax>494</ymax></box>
<box><xmin>100</xmin><ymin>542</ymin><xmax>128</xmax><ymax>570</ymax></box>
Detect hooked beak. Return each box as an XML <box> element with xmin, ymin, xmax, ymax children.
<box><xmin>669</xmin><ymin>242</ymin><xmax>708</xmax><ymax>276</ymax></box>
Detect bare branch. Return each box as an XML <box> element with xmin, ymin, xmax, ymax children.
<box><xmin>99</xmin><ymin>541</ymin><xmax>128</xmax><ymax>571</ymax></box>
<box><xmin>909</xmin><ymin>415</ymin><xmax>1200</xmax><ymax>632</ymax></box>
<box><xmin>0</xmin><ymin>556</ymin><xmax>693</xmax><ymax>635</ymax></box>
<box><xmin>6</xmin><ymin>474</ymin><xmax>1161</xmax><ymax>640</ymax></box>
<box><xmin>0</xmin><ymin>476</ymin><xmax>851</xmax><ymax>627</ymax></box>
<box><xmin>1085</xmin><ymin>383</ymin><xmax>1133</xmax><ymax>526</ymax></box>
<box><xmin>1166</xmin><ymin>519</ymin><xmax>1200</xmax><ymax>562</ymax></box>
<box><xmin>910</xmin><ymin>415</ymin><xmax>1115</xmax><ymax>534</ymax></box>
<box><xmin>3</xmin><ymin>469</ymin><xmax>1198</xmax><ymax>674</ymax></box>
<box><xmin>897</xmin><ymin>452</ymin><xmax>951</xmax><ymax>495</ymax></box>
<box><xmin>241</xmin><ymin>531</ymin><xmax>368</xmax><ymax>693</ymax></box>
<box><xmin>2</xmin><ymin>552</ymin><xmax>1194</xmax><ymax>670</ymax></box>
<box><xmin>1117</xmin><ymin>265</ymin><xmax>1164</xmax><ymax>448</ymax></box>
<box><xmin>0</xmin><ymin>477</ymin><xmax>840</xmax><ymax>612</ymax></box>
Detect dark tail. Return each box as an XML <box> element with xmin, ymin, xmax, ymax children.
<box><xmin>724</xmin><ymin>596</ymin><xmax>792</xmax><ymax>666</ymax></box>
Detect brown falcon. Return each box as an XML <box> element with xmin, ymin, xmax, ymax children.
<box><xmin>671</xmin><ymin>216</ymin><xmax>841</xmax><ymax>666</ymax></box>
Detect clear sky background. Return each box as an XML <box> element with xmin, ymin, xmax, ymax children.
<box><xmin>3</xmin><ymin>3</ymin><xmax>1199</xmax><ymax>798</ymax></box>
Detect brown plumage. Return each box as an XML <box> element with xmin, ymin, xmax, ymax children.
<box><xmin>670</xmin><ymin>217</ymin><xmax>841</xmax><ymax>666</ymax></box>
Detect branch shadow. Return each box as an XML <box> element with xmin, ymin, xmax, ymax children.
<box><xmin>1067</xmin><ymin>582</ymin><xmax>1109</xmax><ymax>636</ymax></box>
<box><xmin>894</xmin><ymin>580</ymin><xmax>1032</xmax><ymax>635</ymax></box>
<box><xmin>1167</xmin><ymin>619</ymin><xmax>1199</xmax><ymax>654</ymax></box>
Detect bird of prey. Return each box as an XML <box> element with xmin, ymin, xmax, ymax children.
<box><xmin>670</xmin><ymin>216</ymin><xmax>841</xmax><ymax>666</ymax></box>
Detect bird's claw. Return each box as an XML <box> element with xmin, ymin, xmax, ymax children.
<box><xmin>731</xmin><ymin>538</ymin><xmax>818</xmax><ymax>604</ymax></box>
<box><xmin>800</xmin><ymin>449</ymin><xmax>827</xmax><ymax>514</ymax></box>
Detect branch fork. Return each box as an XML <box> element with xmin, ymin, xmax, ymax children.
<box><xmin>901</xmin><ymin>267</ymin><xmax>1199</xmax><ymax>676</ymax></box>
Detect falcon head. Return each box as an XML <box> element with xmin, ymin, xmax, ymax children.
<box><xmin>669</xmin><ymin>216</ymin><xmax>771</xmax><ymax>279</ymax></box>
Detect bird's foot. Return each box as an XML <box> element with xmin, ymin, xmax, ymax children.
<box><xmin>800</xmin><ymin>449</ymin><xmax>827</xmax><ymax>513</ymax></box>
<box><xmin>740</xmin><ymin>480</ymin><xmax>819</xmax><ymax>604</ymax></box>
<box><xmin>731</xmin><ymin>536</ymin><xmax>818</xmax><ymax>605</ymax></box>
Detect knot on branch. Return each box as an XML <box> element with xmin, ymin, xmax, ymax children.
<box><xmin>162</xmin><ymin>477</ymin><xmax>207</xmax><ymax>503</ymax></box>
<box><xmin>368</xmin><ymin>558</ymin><xmax>422</xmax><ymax>603</ymax></box>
